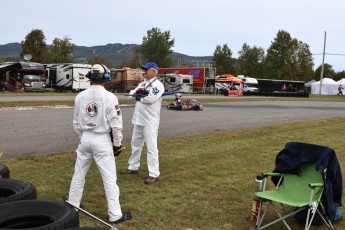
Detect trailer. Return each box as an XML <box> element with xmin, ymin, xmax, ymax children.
<box><xmin>158</xmin><ymin>73</ymin><xmax>193</xmax><ymax>93</ymax></box>
<box><xmin>106</xmin><ymin>68</ymin><xmax>143</xmax><ymax>93</ymax></box>
<box><xmin>44</xmin><ymin>63</ymin><xmax>91</xmax><ymax>91</ymax></box>
<box><xmin>157</xmin><ymin>67</ymin><xmax>216</xmax><ymax>94</ymax></box>
<box><xmin>256</xmin><ymin>78</ymin><xmax>305</xmax><ymax>93</ymax></box>
<box><xmin>0</xmin><ymin>62</ymin><xmax>46</xmax><ymax>92</ymax></box>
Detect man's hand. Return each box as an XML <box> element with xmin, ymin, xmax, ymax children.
<box><xmin>113</xmin><ymin>146</ymin><xmax>122</xmax><ymax>157</ymax></box>
<box><xmin>134</xmin><ymin>89</ymin><xmax>148</xmax><ymax>101</ymax></box>
<box><xmin>135</xmin><ymin>89</ymin><xmax>149</xmax><ymax>96</ymax></box>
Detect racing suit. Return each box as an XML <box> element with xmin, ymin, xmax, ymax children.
<box><xmin>128</xmin><ymin>77</ymin><xmax>164</xmax><ymax>178</ymax></box>
<box><xmin>68</xmin><ymin>84</ymin><xmax>123</xmax><ymax>222</ymax></box>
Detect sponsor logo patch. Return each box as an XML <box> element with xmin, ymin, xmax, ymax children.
<box><xmin>86</xmin><ymin>102</ymin><xmax>98</xmax><ymax>117</ymax></box>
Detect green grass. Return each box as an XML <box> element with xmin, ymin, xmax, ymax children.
<box><xmin>2</xmin><ymin>117</ymin><xmax>345</xmax><ymax>229</ymax></box>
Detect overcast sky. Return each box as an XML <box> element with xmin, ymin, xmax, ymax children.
<box><xmin>2</xmin><ymin>0</ymin><xmax>345</xmax><ymax>72</ymax></box>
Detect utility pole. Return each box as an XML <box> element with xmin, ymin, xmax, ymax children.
<box><xmin>319</xmin><ymin>31</ymin><xmax>326</xmax><ymax>95</ymax></box>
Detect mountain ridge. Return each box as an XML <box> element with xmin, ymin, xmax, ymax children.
<box><xmin>0</xmin><ymin>42</ymin><xmax>212</xmax><ymax>68</ymax></box>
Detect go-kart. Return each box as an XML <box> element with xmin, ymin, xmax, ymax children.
<box><xmin>167</xmin><ymin>99</ymin><xmax>203</xmax><ymax>111</ymax></box>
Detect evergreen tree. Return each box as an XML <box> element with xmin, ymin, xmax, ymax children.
<box><xmin>141</xmin><ymin>27</ymin><xmax>174</xmax><ymax>67</ymax></box>
<box><xmin>212</xmin><ymin>44</ymin><xmax>233</xmax><ymax>75</ymax></box>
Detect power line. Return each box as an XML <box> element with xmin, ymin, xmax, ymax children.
<box><xmin>312</xmin><ymin>53</ymin><xmax>345</xmax><ymax>56</ymax></box>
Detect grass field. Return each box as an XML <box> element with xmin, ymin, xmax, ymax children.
<box><xmin>2</xmin><ymin>115</ymin><xmax>345</xmax><ymax>229</ymax></box>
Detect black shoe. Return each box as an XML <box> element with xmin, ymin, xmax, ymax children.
<box><xmin>120</xmin><ymin>169</ymin><xmax>139</xmax><ymax>174</ymax></box>
<box><xmin>110</xmin><ymin>212</ymin><xmax>132</xmax><ymax>224</ymax></box>
<box><xmin>144</xmin><ymin>176</ymin><xmax>159</xmax><ymax>184</ymax></box>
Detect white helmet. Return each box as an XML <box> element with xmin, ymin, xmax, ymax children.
<box><xmin>87</xmin><ymin>64</ymin><xmax>110</xmax><ymax>82</ymax></box>
<box><xmin>175</xmin><ymin>93</ymin><xmax>182</xmax><ymax>99</ymax></box>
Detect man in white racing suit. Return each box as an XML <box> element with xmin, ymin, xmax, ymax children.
<box><xmin>67</xmin><ymin>64</ymin><xmax>132</xmax><ymax>224</ymax></box>
<box><xmin>121</xmin><ymin>62</ymin><xmax>165</xmax><ymax>184</ymax></box>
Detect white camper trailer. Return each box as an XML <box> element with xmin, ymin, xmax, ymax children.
<box><xmin>44</xmin><ymin>63</ymin><xmax>91</xmax><ymax>91</ymax></box>
<box><xmin>158</xmin><ymin>74</ymin><xmax>193</xmax><ymax>93</ymax></box>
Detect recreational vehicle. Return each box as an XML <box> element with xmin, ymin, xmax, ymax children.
<box><xmin>158</xmin><ymin>67</ymin><xmax>216</xmax><ymax>93</ymax></box>
<box><xmin>158</xmin><ymin>74</ymin><xmax>193</xmax><ymax>93</ymax></box>
<box><xmin>106</xmin><ymin>68</ymin><xmax>143</xmax><ymax>93</ymax></box>
<box><xmin>44</xmin><ymin>63</ymin><xmax>91</xmax><ymax>91</ymax></box>
<box><xmin>0</xmin><ymin>61</ymin><xmax>46</xmax><ymax>92</ymax></box>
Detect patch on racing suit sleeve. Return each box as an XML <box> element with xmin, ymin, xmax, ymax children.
<box><xmin>152</xmin><ymin>87</ymin><xmax>159</xmax><ymax>95</ymax></box>
<box><xmin>115</xmin><ymin>105</ymin><xmax>121</xmax><ymax>115</ymax></box>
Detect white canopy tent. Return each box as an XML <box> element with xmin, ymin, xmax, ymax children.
<box><xmin>311</xmin><ymin>78</ymin><xmax>339</xmax><ymax>95</ymax></box>
<box><xmin>337</xmin><ymin>78</ymin><xmax>345</xmax><ymax>85</ymax></box>
<box><xmin>304</xmin><ymin>79</ymin><xmax>316</xmax><ymax>87</ymax></box>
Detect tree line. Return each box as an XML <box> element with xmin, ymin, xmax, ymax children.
<box><xmin>1</xmin><ymin>28</ymin><xmax>344</xmax><ymax>82</ymax></box>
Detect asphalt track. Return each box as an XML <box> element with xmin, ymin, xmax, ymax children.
<box><xmin>0</xmin><ymin>96</ymin><xmax>344</xmax><ymax>160</ymax></box>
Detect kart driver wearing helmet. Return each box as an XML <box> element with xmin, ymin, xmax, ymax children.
<box><xmin>173</xmin><ymin>92</ymin><xmax>183</xmax><ymax>110</ymax></box>
<box><xmin>67</xmin><ymin>64</ymin><xmax>132</xmax><ymax>224</ymax></box>
<box><xmin>175</xmin><ymin>93</ymin><xmax>182</xmax><ymax>105</ymax></box>
<box><xmin>121</xmin><ymin>62</ymin><xmax>165</xmax><ymax>184</ymax></box>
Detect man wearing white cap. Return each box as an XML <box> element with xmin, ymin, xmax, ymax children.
<box><xmin>121</xmin><ymin>62</ymin><xmax>165</xmax><ymax>184</ymax></box>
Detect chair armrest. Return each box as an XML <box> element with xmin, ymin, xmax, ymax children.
<box><xmin>309</xmin><ymin>183</ymin><xmax>324</xmax><ymax>189</ymax></box>
<box><xmin>262</xmin><ymin>172</ymin><xmax>281</xmax><ymax>178</ymax></box>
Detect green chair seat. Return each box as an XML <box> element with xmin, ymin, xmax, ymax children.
<box><xmin>256</xmin><ymin>163</ymin><xmax>323</xmax><ymax>207</ymax></box>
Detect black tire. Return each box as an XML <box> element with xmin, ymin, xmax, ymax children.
<box><xmin>0</xmin><ymin>164</ymin><xmax>9</xmax><ymax>179</ymax></box>
<box><xmin>65</xmin><ymin>228</ymin><xmax>105</xmax><ymax>230</ymax></box>
<box><xmin>0</xmin><ymin>179</ymin><xmax>36</xmax><ymax>204</ymax></box>
<box><xmin>0</xmin><ymin>200</ymin><xmax>79</xmax><ymax>229</ymax></box>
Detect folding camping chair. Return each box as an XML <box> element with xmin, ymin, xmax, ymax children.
<box><xmin>255</xmin><ymin>163</ymin><xmax>334</xmax><ymax>230</ymax></box>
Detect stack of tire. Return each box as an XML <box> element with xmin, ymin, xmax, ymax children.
<box><xmin>0</xmin><ymin>163</ymin><xmax>9</xmax><ymax>179</ymax></box>
<box><xmin>0</xmin><ymin>163</ymin><xmax>80</xmax><ymax>229</ymax></box>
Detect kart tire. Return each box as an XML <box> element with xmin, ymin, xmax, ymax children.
<box><xmin>176</xmin><ymin>105</ymin><xmax>183</xmax><ymax>110</ymax></box>
<box><xmin>65</xmin><ymin>228</ymin><xmax>104</xmax><ymax>230</ymax></box>
<box><xmin>0</xmin><ymin>179</ymin><xmax>36</xmax><ymax>204</ymax></box>
<box><xmin>0</xmin><ymin>163</ymin><xmax>9</xmax><ymax>179</ymax></box>
<box><xmin>0</xmin><ymin>200</ymin><xmax>79</xmax><ymax>229</ymax></box>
